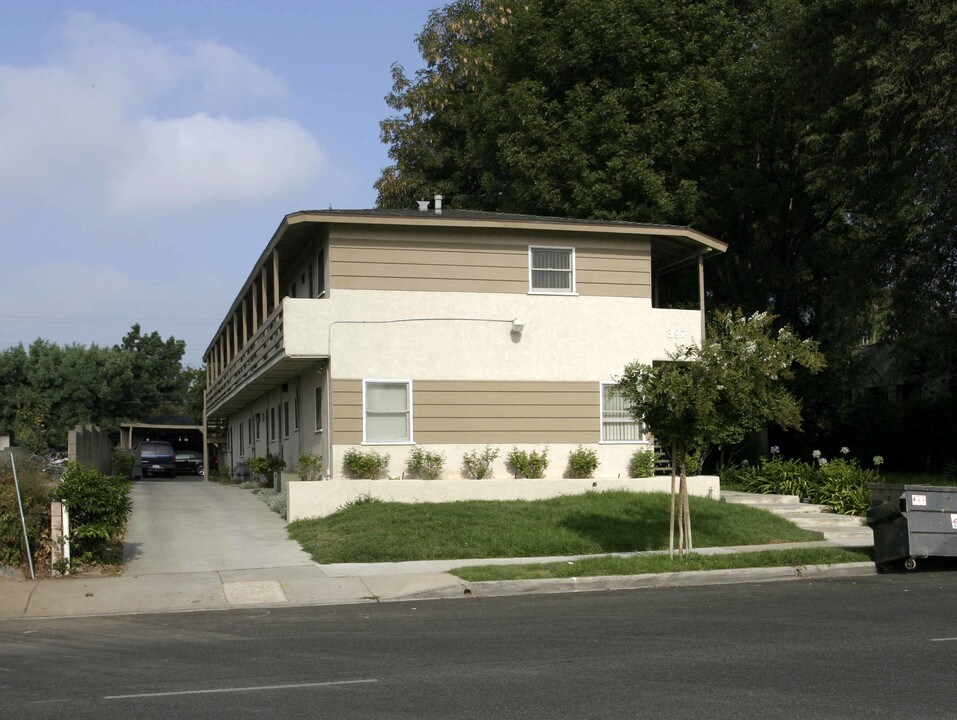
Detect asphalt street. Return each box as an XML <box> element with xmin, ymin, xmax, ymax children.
<box><xmin>2</xmin><ymin>572</ymin><xmax>956</xmax><ymax>719</ymax></box>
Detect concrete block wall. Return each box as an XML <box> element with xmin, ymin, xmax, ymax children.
<box><xmin>68</xmin><ymin>425</ymin><xmax>113</xmax><ymax>475</ymax></box>
<box><xmin>286</xmin><ymin>475</ymin><xmax>721</xmax><ymax>521</ymax></box>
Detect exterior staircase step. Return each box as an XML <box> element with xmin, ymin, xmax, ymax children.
<box><xmin>721</xmin><ymin>491</ymin><xmax>801</xmax><ymax>505</ymax></box>
<box><xmin>721</xmin><ymin>490</ymin><xmax>872</xmax><ymax>547</ymax></box>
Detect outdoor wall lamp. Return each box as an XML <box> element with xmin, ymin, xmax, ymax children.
<box><xmin>511</xmin><ymin>318</ymin><xmax>525</xmax><ymax>334</ymax></box>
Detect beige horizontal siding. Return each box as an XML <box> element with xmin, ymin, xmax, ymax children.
<box><xmin>331</xmin><ymin>379</ymin><xmax>363</xmax><ymax>446</ymax></box>
<box><xmin>328</xmin><ymin>230</ymin><xmax>651</xmax><ymax>298</ymax></box>
<box><xmin>331</xmin><ymin>378</ymin><xmax>600</xmax><ymax>446</ymax></box>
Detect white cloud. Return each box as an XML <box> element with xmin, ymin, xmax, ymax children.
<box><xmin>0</xmin><ymin>12</ymin><xmax>321</xmax><ymax>216</ymax></box>
<box><xmin>112</xmin><ymin>113</ymin><xmax>323</xmax><ymax>213</ymax></box>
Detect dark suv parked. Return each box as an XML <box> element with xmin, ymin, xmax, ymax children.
<box><xmin>136</xmin><ymin>441</ymin><xmax>177</xmax><ymax>477</ymax></box>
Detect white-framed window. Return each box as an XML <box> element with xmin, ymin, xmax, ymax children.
<box><xmin>294</xmin><ymin>396</ymin><xmax>300</xmax><ymax>431</ymax></box>
<box><xmin>239</xmin><ymin>423</ymin><xmax>245</xmax><ymax>457</ymax></box>
<box><xmin>529</xmin><ymin>246</ymin><xmax>575</xmax><ymax>294</ymax></box>
<box><xmin>255</xmin><ymin>413</ymin><xmax>261</xmax><ymax>440</ymax></box>
<box><xmin>315</xmin><ymin>386</ymin><xmax>323</xmax><ymax>432</ymax></box>
<box><xmin>270</xmin><ymin>407</ymin><xmax>276</xmax><ymax>441</ymax></box>
<box><xmin>283</xmin><ymin>400</ymin><xmax>290</xmax><ymax>439</ymax></box>
<box><xmin>247</xmin><ymin>418</ymin><xmax>253</xmax><ymax>447</ymax></box>
<box><xmin>363</xmin><ymin>379</ymin><xmax>413</xmax><ymax>444</ymax></box>
<box><xmin>600</xmin><ymin>382</ymin><xmax>645</xmax><ymax>442</ymax></box>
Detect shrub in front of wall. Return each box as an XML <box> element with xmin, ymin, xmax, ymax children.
<box><xmin>0</xmin><ymin>456</ymin><xmax>51</xmax><ymax>571</ymax></box>
<box><xmin>629</xmin><ymin>449</ymin><xmax>656</xmax><ymax>478</ymax></box>
<box><xmin>296</xmin><ymin>453</ymin><xmax>323</xmax><ymax>481</ymax></box>
<box><xmin>506</xmin><ymin>447</ymin><xmax>549</xmax><ymax>479</ymax></box>
<box><xmin>247</xmin><ymin>453</ymin><xmax>286</xmax><ymax>488</ymax></box>
<box><xmin>463</xmin><ymin>447</ymin><xmax>500</xmax><ymax>479</ymax></box>
<box><xmin>51</xmin><ymin>462</ymin><xmax>132</xmax><ymax>564</ymax></box>
<box><xmin>406</xmin><ymin>446</ymin><xmax>445</xmax><ymax>480</ymax></box>
<box><xmin>111</xmin><ymin>450</ymin><xmax>135</xmax><ymax>479</ymax></box>
<box><xmin>566</xmin><ymin>446</ymin><xmax>599</xmax><ymax>479</ymax></box>
<box><xmin>343</xmin><ymin>448</ymin><xmax>390</xmax><ymax>479</ymax></box>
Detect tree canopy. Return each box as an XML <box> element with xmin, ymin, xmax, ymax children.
<box><xmin>378</xmin><ymin>0</ymin><xmax>956</xmax><ymax>461</ymax></box>
<box><xmin>0</xmin><ymin>325</ymin><xmax>200</xmax><ymax>452</ymax></box>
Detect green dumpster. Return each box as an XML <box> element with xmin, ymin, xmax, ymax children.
<box><xmin>866</xmin><ymin>484</ymin><xmax>957</xmax><ymax>569</ymax></box>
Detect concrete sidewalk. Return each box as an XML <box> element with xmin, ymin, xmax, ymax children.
<box><xmin>0</xmin><ymin>541</ymin><xmax>875</xmax><ymax>620</ymax></box>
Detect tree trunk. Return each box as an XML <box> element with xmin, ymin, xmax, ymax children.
<box><xmin>682</xmin><ymin>460</ymin><xmax>693</xmax><ymax>552</ymax></box>
<box><xmin>668</xmin><ymin>444</ymin><xmax>677</xmax><ymax>559</ymax></box>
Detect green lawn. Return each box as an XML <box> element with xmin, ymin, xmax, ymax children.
<box><xmin>287</xmin><ymin>490</ymin><xmax>823</xmax><ymax>564</ymax></box>
<box><xmin>452</xmin><ymin>547</ymin><xmax>872</xmax><ymax>581</ymax></box>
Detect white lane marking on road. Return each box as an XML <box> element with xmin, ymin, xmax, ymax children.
<box><xmin>930</xmin><ymin>637</ymin><xmax>957</xmax><ymax>642</ymax></box>
<box><xmin>104</xmin><ymin>678</ymin><xmax>378</xmax><ymax>700</ymax></box>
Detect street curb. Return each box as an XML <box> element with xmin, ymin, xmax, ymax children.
<box><xmin>394</xmin><ymin>562</ymin><xmax>878</xmax><ymax>602</ymax></box>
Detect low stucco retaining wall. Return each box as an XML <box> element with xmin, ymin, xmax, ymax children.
<box><xmin>286</xmin><ymin>475</ymin><xmax>720</xmax><ymax>522</ymax></box>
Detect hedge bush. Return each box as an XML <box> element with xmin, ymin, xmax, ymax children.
<box><xmin>463</xmin><ymin>447</ymin><xmax>500</xmax><ymax>479</ymax></box>
<box><xmin>629</xmin><ymin>449</ymin><xmax>656</xmax><ymax>478</ymax></box>
<box><xmin>343</xmin><ymin>448</ymin><xmax>389</xmax><ymax>479</ymax></box>
<box><xmin>0</xmin><ymin>456</ymin><xmax>52</xmax><ymax>571</ymax></box>
<box><xmin>566</xmin><ymin>446</ymin><xmax>599</xmax><ymax>478</ymax></box>
<box><xmin>406</xmin><ymin>446</ymin><xmax>445</xmax><ymax>479</ymax></box>
<box><xmin>51</xmin><ymin>462</ymin><xmax>132</xmax><ymax>564</ymax></box>
<box><xmin>506</xmin><ymin>448</ymin><xmax>549</xmax><ymax>479</ymax></box>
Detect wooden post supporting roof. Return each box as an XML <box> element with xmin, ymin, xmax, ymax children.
<box><xmin>272</xmin><ymin>249</ymin><xmax>280</xmax><ymax>310</ymax></box>
<box><xmin>698</xmin><ymin>253</ymin><xmax>706</xmax><ymax>341</ymax></box>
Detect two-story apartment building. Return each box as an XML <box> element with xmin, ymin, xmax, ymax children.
<box><xmin>202</xmin><ymin>204</ymin><xmax>727</xmax><ymax>482</ymax></box>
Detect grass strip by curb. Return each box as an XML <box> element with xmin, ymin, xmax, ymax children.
<box><xmin>451</xmin><ymin>547</ymin><xmax>872</xmax><ymax>582</ymax></box>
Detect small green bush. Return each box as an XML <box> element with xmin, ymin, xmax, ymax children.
<box><xmin>52</xmin><ymin>462</ymin><xmax>132</xmax><ymax>564</ymax></box>
<box><xmin>463</xmin><ymin>447</ymin><xmax>500</xmax><ymax>479</ymax></box>
<box><xmin>506</xmin><ymin>447</ymin><xmax>549</xmax><ymax>479</ymax></box>
<box><xmin>629</xmin><ymin>449</ymin><xmax>656</xmax><ymax>478</ymax></box>
<box><xmin>566</xmin><ymin>446</ymin><xmax>599</xmax><ymax>478</ymax></box>
<box><xmin>247</xmin><ymin>453</ymin><xmax>286</xmax><ymax>488</ymax></box>
<box><xmin>343</xmin><ymin>448</ymin><xmax>390</xmax><ymax>479</ymax></box>
<box><xmin>406</xmin><ymin>446</ymin><xmax>445</xmax><ymax>479</ymax></box>
<box><xmin>111</xmin><ymin>450</ymin><xmax>135</xmax><ymax>479</ymax></box>
<box><xmin>295</xmin><ymin>453</ymin><xmax>324</xmax><ymax>481</ymax></box>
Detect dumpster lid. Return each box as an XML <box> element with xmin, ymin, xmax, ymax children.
<box><xmin>867</xmin><ymin>483</ymin><xmax>957</xmax><ymax>493</ymax></box>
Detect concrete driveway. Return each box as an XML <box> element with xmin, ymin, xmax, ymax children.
<box><xmin>123</xmin><ymin>477</ymin><xmax>315</xmax><ymax>575</ymax></box>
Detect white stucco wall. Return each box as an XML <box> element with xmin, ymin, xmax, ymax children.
<box><xmin>286</xmin><ymin>475</ymin><xmax>721</xmax><ymax>521</ymax></box>
<box><xmin>283</xmin><ymin>290</ymin><xmax>701</xmax><ymax>380</ymax></box>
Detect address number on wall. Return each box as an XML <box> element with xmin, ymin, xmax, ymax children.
<box><xmin>666</xmin><ymin>328</ymin><xmax>687</xmax><ymax>339</ymax></box>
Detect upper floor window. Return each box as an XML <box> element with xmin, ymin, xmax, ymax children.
<box><xmin>363</xmin><ymin>380</ymin><xmax>412</xmax><ymax>444</ymax></box>
<box><xmin>600</xmin><ymin>383</ymin><xmax>645</xmax><ymax>443</ymax></box>
<box><xmin>529</xmin><ymin>246</ymin><xmax>575</xmax><ymax>294</ymax></box>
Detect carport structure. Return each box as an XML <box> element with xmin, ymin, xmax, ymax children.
<box><xmin>119</xmin><ymin>418</ymin><xmax>225</xmax><ymax>476</ymax></box>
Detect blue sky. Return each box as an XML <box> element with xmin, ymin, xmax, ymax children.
<box><xmin>0</xmin><ymin>1</ymin><xmax>439</xmax><ymax>365</ymax></box>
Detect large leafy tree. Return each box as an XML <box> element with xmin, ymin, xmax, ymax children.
<box><xmin>0</xmin><ymin>326</ymin><xmax>196</xmax><ymax>450</ymax></box>
<box><xmin>618</xmin><ymin>311</ymin><xmax>824</xmax><ymax>555</ymax></box>
<box><xmin>378</xmin><ymin>0</ymin><xmax>747</xmax><ymax>222</ymax></box>
<box><xmin>379</xmin><ymin>0</ymin><xmax>956</xmax><ymax>458</ymax></box>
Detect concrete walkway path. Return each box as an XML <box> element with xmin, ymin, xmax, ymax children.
<box><xmin>123</xmin><ymin>478</ymin><xmax>314</xmax><ymax>574</ymax></box>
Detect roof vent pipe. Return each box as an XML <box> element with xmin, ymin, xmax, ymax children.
<box><xmin>434</xmin><ymin>194</ymin><xmax>443</xmax><ymax>214</ymax></box>
<box><xmin>416</xmin><ymin>200</ymin><xmax>430</xmax><ymax>211</ymax></box>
